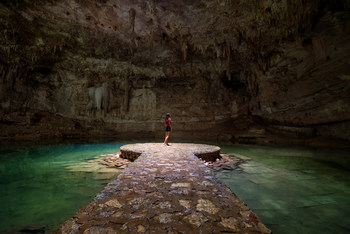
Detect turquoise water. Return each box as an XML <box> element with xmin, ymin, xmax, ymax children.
<box><xmin>0</xmin><ymin>142</ymin><xmax>349</xmax><ymax>233</ymax></box>
<box><xmin>216</xmin><ymin>144</ymin><xmax>350</xmax><ymax>234</ymax></box>
<box><xmin>0</xmin><ymin>141</ymin><xmax>126</xmax><ymax>233</ymax></box>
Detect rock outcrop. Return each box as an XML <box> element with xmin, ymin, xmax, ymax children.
<box><xmin>0</xmin><ymin>0</ymin><xmax>349</xmax><ymax>146</ymax></box>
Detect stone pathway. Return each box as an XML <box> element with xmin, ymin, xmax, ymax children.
<box><xmin>57</xmin><ymin>143</ymin><xmax>271</xmax><ymax>233</ymax></box>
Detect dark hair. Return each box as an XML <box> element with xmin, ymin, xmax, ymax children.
<box><xmin>165</xmin><ymin>113</ymin><xmax>171</xmax><ymax>121</ymax></box>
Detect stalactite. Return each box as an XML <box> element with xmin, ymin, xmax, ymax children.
<box><xmin>226</xmin><ymin>42</ymin><xmax>231</xmax><ymax>81</ymax></box>
<box><xmin>148</xmin><ymin>0</ymin><xmax>156</xmax><ymax>14</ymax></box>
<box><xmin>31</xmin><ymin>54</ymin><xmax>35</xmax><ymax>65</ymax></box>
<box><xmin>214</xmin><ymin>41</ymin><xmax>221</xmax><ymax>58</ymax></box>
<box><xmin>183</xmin><ymin>43</ymin><xmax>188</xmax><ymax>61</ymax></box>
<box><xmin>181</xmin><ymin>38</ymin><xmax>188</xmax><ymax>61</ymax></box>
<box><xmin>193</xmin><ymin>43</ymin><xmax>207</xmax><ymax>55</ymax></box>
<box><xmin>203</xmin><ymin>45</ymin><xmax>208</xmax><ymax>54</ymax></box>
<box><xmin>6</xmin><ymin>65</ymin><xmax>16</xmax><ymax>90</ymax></box>
<box><xmin>0</xmin><ymin>65</ymin><xmax>4</xmax><ymax>82</ymax></box>
<box><xmin>5</xmin><ymin>46</ymin><xmax>10</xmax><ymax>56</ymax></box>
<box><xmin>124</xmin><ymin>73</ymin><xmax>130</xmax><ymax>113</ymax></box>
<box><xmin>134</xmin><ymin>37</ymin><xmax>141</xmax><ymax>47</ymax></box>
<box><xmin>161</xmin><ymin>32</ymin><xmax>168</xmax><ymax>48</ymax></box>
<box><xmin>53</xmin><ymin>45</ymin><xmax>56</xmax><ymax>55</ymax></box>
<box><xmin>59</xmin><ymin>39</ymin><xmax>64</xmax><ymax>51</ymax></box>
<box><xmin>129</xmin><ymin>8</ymin><xmax>136</xmax><ymax>32</ymax></box>
<box><xmin>149</xmin><ymin>29</ymin><xmax>154</xmax><ymax>53</ymax></box>
<box><xmin>147</xmin><ymin>17</ymin><xmax>155</xmax><ymax>53</ymax></box>
<box><xmin>129</xmin><ymin>43</ymin><xmax>133</xmax><ymax>54</ymax></box>
<box><xmin>101</xmin><ymin>82</ymin><xmax>110</xmax><ymax>114</ymax></box>
<box><xmin>222</xmin><ymin>43</ymin><xmax>226</xmax><ymax>58</ymax></box>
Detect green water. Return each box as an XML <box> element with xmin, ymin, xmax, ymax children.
<box><xmin>0</xmin><ymin>142</ymin><xmax>349</xmax><ymax>233</ymax></box>
<box><xmin>216</xmin><ymin>144</ymin><xmax>350</xmax><ymax>234</ymax></box>
<box><xmin>0</xmin><ymin>141</ymin><xmax>126</xmax><ymax>233</ymax></box>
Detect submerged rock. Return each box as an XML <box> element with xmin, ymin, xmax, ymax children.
<box><xmin>201</xmin><ymin>153</ymin><xmax>242</xmax><ymax>171</ymax></box>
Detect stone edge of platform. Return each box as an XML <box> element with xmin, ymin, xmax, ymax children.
<box><xmin>120</xmin><ymin>143</ymin><xmax>221</xmax><ymax>162</ymax></box>
<box><xmin>193</xmin><ymin>148</ymin><xmax>221</xmax><ymax>161</ymax></box>
<box><xmin>56</xmin><ymin>143</ymin><xmax>272</xmax><ymax>234</ymax></box>
<box><xmin>120</xmin><ymin>148</ymin><xmax>142</xmax><ymax>161</ymax></box>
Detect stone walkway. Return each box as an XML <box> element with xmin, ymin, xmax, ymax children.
<box><xmin>57</xmin><ymin>143</ymin><xmax>271</xmax><ymax>233</ymax></box>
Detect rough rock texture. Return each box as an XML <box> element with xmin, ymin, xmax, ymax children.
<box><xmin>57</xmin><ymin>143</ymin><xmax>271</xmax><ymax>233</ymax></box>
<box><xmin>121</xmin><ymin>143</ymin><xmax>221</xmax><ymax>161</ymax></box>
<box><xmin>202</xmin><ymin>153</ymin><xmax>242</xmax><ymax>171</ymax></box>
<box><xmin>98</xmin><ymin>152</ymin><xmax>131</xmax><ymax>169</ymax></box>
<box><xmin>0</xmin><ymin>1</ymin><xmax>349</xmax><ymax>145</ymax></box>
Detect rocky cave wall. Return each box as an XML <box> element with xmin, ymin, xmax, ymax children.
<box><xmin>0</xmin><ymin>0</ymin><xmax>349</xmax><ymax>145</ymax></box>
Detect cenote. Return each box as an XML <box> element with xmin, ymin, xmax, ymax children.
<box><xmin>0</xmin><ymin>141</ymin><xmax>126</xmax><ymax>233</ymax></box>
<box><xmin>1</xmin><ymin>0</ymin><xmax>350</xmax><ymax>233</ymax></box>
<box><xmin>0</xmin><ymin>141</ymin><xmax>349</xmax><ymax>234</ymax></box>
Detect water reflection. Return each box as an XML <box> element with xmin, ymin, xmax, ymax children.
<box><xmin>0</xmin><ymin>142</ymin><xmax>349</xmax><ymax>233</ymax></box>
<box><xmin>216</xmin><ymin>144</ymin><xmax>350</xmax><ymax>234</ymax></box>
<box><xmin>0</xmin><ymin>142</ymin><xmax>125</xmax><ymax>233</ymax></box>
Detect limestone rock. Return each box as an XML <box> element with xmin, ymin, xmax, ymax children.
<box><xmin>220</xmin><ymin>217</ymin><xmax>240</xmax><ymax>232</ymax></box>
<box><xmin>196</xmin><ymin>199</ymin><xmax>219</xmax><ymax>215</ymax></box>
<box><xmin>83</xmin><ymin>227</ymin><xmax>117</xmax><ymax>234</ymax></box>
<box><xmin>179</xmin><ymin>200</ymin><xmax>191</xmax><ymax>209</ymax></box>
<box><xmin>183</xmin><ymin>212</ymin><xmax>209</xmax><ymax>228</ymax></box>
<box><xmin>171</xmin><ymin>183</ymin><xmax>191</xmax><ymax>188</ymax></box>
<box><xmin>102</xmin><ymin>199</ymin><xmax>122</xmax><ymax>209</ymax></box>
<box><xmin>0</xmin><ymin>1</ymin><xmax>349</xmax><ymax>146</ymax></box>
<box><xmin>154</xmin><ymin>213</ymin><xmax>173</xmax><ymax>224</ymax></box>
<box><xmin>137</xmin><ymin>225</ymin><xmax>146</xmax><ymax>233</ymax></box>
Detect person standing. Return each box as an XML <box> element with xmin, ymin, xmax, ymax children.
<box><xmin>164</xmin><ymin>113</ymin><xmax>172</xmax><ymax>146</ymax></box>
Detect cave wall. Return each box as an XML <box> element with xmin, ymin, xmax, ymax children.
<box><xmin>247</xmin><ymin>9</ymin><xmax>350</xmax><ymax>142</ymax></box>
<box><xmin>0</xmin><ymin>0</ymin><xmax>349</xmax><ymax>145</ymax></box>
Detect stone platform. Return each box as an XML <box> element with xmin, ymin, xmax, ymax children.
<box><xmin>57</xmin><ymin>143</ymin><xmax>270</xmax><ymax>233</ymax></box>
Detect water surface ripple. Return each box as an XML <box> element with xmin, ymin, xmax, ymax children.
<box><xmin>0</xmin><ymin>142</ymin><xmax>125</xmax><ymax>233</ymax></box>
<box><xmin>216</xmin><ymin>144</ymin><xmax>350</xmax><ymax>234</ymax></box>
<box><xmin>0</xmin><ymin>142</ymin><xmax>349</xmax><ymax>233</ymax></box>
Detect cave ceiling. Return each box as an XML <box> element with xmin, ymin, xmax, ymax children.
<box><xmin>0</xmin><ymin>0</ymin><xmax>350</xmax><ymax>144</ymax></box>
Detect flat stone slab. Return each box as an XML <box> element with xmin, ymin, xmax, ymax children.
<box><xmin>57</xmin><ymin>143</ymin><xmax>271</xmax><ymax>233</ymax></box>
<box><xmin>120</xmin><ymin>143</ymin><xmax>221</xmax><ymax>161</ymax></box>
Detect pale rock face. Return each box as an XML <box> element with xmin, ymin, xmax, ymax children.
<box><xmin>129</xmin><ymin>88</ymin><xmax>156</xmax><ymax>121</ymax></box>
<box><xmin>88</xmin><ymin>82</ymin><xmax>111</xmax><ymax>115</ymax></box>
<box><xmin>0</xmin><ymin>0</ymin><xmax>349</xmax><ymax>145</ymax></box>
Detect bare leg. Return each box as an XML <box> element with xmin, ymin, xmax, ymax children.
<box><xmin>164</xmin><ymin>132</ymin><xmax>171</xmax><ymax>145</ymax></box>
<box><xmin>167</xmin><ymin>131</ymin><xmax>171</xmax><ymax>145</ymax></box>
<box><xmin>163</xmin><ymin>132</ymin><xmax>167</xmax><ymax>145</ymax></box>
